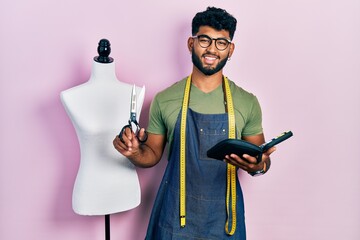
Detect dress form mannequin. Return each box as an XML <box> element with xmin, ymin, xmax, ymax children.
<box><xmin>60</xmin><ymin>39</ymin><xmax>144</xmax><ymax>218</ymax></box>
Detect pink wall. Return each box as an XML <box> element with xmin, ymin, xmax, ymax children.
<box><xmin>1</xmin><ymin>0</ymin><xmax>359</xmax><ymax>239</ymax></box>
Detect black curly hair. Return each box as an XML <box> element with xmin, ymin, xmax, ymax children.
<box><xmin>192</xmin><ymin>7</ymin><xmax>237</xmax><ymax>40</ymax></box>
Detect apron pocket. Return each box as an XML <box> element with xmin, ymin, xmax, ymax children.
<box><xmin>198</xmin><ymin>122</ymin><xmax>228</xmax><ymax>160</ymax></box>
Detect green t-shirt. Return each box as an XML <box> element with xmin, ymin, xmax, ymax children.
<box><xmin>147</xmin><ymin>77</ymin><xmax>263</xmax><ymax>149</ymax></box>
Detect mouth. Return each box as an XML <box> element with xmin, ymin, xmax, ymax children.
<box><xmin>202</xmin><ymin>54</ymin><xmax>219</xmax><ymax>65</ymax></box>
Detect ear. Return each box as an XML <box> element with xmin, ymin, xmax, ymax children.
<box><xmin>187</xmin><ymin>37</ymin><xmax>194</xmax><ymax>52</ymax></box>
<box><xmin>228</xmin><ymin>43</ymin><xmax>235</xmax><ymax>58</ymax></box>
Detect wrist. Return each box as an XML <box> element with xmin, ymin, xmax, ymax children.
<box><xmin>248</xmin><ymin>161</ymin><xmax>267</xmax><ymax>177</ymax></box>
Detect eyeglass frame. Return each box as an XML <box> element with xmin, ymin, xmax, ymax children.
<box><xmin>192</xmin><ymin>34</ymin><xmax>232</xmax><ymax>51</ymax></box>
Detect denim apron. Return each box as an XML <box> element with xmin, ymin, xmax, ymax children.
<box><xmin>145</xmin><ymin>108</ymin><xmax>246</xmax><ymax>240</ymax></box>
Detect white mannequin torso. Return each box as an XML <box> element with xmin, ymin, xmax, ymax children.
<box><xmin>60</xmin><ymin>60</ymin><xmax>144</xmax><ymax>215</ymax></box>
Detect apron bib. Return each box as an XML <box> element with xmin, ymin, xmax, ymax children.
<box><xmin>145</xmin><ymin>108</ymin><xmax>246</xmax><ymax>240</ymax></box>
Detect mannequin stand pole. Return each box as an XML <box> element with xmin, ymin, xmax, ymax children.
<box><xmin>105</xmin><ymin>215</ymin><xmax>110</xmax><ymax>240</ymax></box>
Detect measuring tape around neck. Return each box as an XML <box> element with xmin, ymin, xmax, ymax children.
<box><xmin>179</xmin><ymin>75</ymin><xmax>237</xmax><ymax>235</ymax></box>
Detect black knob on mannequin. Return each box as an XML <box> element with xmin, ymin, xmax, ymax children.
<box><xmin>94</xmin><ymin>39</ymin><xmax>114</xmax><ymax>63</ymax></box>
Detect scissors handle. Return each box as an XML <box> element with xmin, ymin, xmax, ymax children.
<box><xmin>118</xmin><ymin>122</ymin><xmax>148</xmax><ymax>144</ymax></box>
<box><xmin>138</xmin><ymin>130</ymin><xmax>148</xmax><ymax>143</ymax></box>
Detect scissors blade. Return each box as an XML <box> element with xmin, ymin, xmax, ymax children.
<box><xmin>130</xmin><ymin>84</ymin><xmax>137</xmax><ymax>121</ymax></box>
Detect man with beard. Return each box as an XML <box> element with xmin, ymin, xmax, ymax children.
<box><xmin>113</xmin><ymin>7</ymin><xmax>275</xmax><ymax>240</ymax></box>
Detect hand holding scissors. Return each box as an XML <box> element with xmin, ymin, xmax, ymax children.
<box><xmin>119</xmin><ymin>85</ymin><xmax>148</xmax><ymax>144</ymax></box>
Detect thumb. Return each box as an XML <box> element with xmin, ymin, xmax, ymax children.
<box><xmin>137</xmin><ymin>128</ymin><xmax>148</xmax><ymax>143</ymax></box>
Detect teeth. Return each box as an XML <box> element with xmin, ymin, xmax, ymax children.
<box><xmin>205</xmin><ymin>56</ymin><xmax>216</xmax><ymax>60</ymax></box>
<box><xmin>203</xmin><ymin>55</ymin><xmax>218</xmax><ymax>64</ymax></box>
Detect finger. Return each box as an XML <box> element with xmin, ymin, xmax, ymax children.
<box><xmin>265</xmin><ymin>146</ymin><xmax>276</xmax><ymax>155</ymax></box>
<box><xmin>120</xmin><ymin>126</ymin><xmax>133</xmax><ymax>141</ymax></box>
<box><xmin>113</xmin><ymin>136</ymin><xmax>127</xmax><ymax>151</ymax></box>
<box><xmin>123</xmin><ymin>127</ymin><xmax>133</xmax><ymax>141</ymax></box>
<box><xmin>225</xmin><ymin>154</ymin><xmax>249</xmax><ymax>169</ymax></box>
<box><xmin>119</xmin><ymin>128</ymin><xmax>134</xmax><ymax>147</ymax></box>
<box><xmin>241</xmin><ymin>154</ymin><xmax>258</xmax><ymax>164</ymax></box>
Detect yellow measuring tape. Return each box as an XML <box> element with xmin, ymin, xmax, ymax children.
<box><xmin>223</xmin><ymin>76</ymin><xmax>237</xmax><ymax>235</ymax></box>
<box><xmin>179</xmin><ymin>75</ymin><xmax>191</xmax><ymax>227</ymax></box>
<box><xmin>179</xmin><ymin>75</ymin><xmax>237</xmax><ymax>235</ymax></box>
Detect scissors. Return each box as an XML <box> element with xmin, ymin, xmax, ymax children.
<box><xmin>119</xmin><ymin>85</ymin><xmax>147</xmax><ymax>144</ymax></box>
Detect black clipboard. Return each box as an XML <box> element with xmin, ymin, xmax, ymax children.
<box><xmin>207</xmin><ymin>131</ymin><xmax>293</xmax><ymax>163</ymax></box>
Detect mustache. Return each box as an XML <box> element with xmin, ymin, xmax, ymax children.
<box><xmin>202</xmin><ymin>52</ymin><xmax>219</xmax><ymax>58</ymax></box>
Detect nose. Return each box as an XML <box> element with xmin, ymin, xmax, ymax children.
<box><xmin>206</xmin><ymin>39</ymin><xmax>217</xmax><ymax>52</ymax></box>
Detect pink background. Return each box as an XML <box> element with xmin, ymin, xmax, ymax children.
<box><xmin>1</xmin><ymin>0</ymin><xmax>359</xmax><ymax>239</ymax></box>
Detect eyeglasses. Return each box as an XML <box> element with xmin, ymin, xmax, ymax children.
<box><xmin>192</xmin><ymin>34</ymin><xmax>231</xmax><ymax>51</ymax></box>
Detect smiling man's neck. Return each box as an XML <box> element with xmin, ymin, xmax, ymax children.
<box><xmin>191</xmin><ymin>69</ymin><xmax>223</xmax><ymax>93</ymax></box>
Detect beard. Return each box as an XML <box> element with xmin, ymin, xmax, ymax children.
<box><xmin>191</xmin><ymin>49</ymin><xmax>229</xmax><ymax>76</ymax></box>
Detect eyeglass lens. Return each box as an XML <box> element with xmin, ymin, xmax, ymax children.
<box><xmin>196</xmin><ymin>35</ymin><xmax>230</xmax><ymax>50</ymax></box>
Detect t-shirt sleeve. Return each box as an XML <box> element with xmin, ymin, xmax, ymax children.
<box><xmin>147</xmin><ymin>95</ymin><xmax>167</xmax><ymax>135</ymax></box>
<box><xmin>242</xmin><ymin>95</ymin><xmax>263</xmax><ymax>136</ymax></box>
